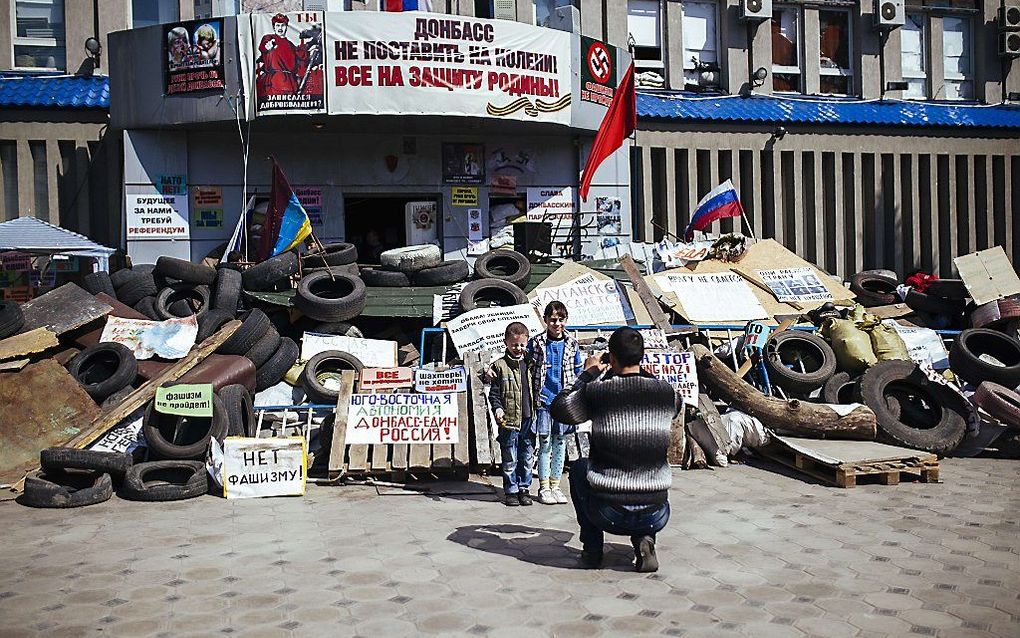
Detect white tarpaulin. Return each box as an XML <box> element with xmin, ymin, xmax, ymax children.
<box><xmin>100</xmin><ymin>315</ymin><xmax>198</xmax><ymax>360</ymax></box>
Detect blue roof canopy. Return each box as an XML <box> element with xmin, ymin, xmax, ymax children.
<box><xmin>638</xmin><ymin>92</ymin><xmax>1020</xmax><ymax>130</ymax></box>
<box><xmin>0</xmin><ymin>73</ymin><xmax>109</xmax><ymax>109</ymax></box>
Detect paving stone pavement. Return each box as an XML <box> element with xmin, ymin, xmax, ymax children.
<box><xmin>0</xmin><ymin>458</ymin><xmax>1018</xmax><ymax>638</ymax></box>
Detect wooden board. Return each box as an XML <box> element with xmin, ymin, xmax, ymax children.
<box><xmin>0</xmin><ymin>327</ymin><xmax>59</xmax><ymax>361</ymax></box>
<box><xmin>954</xmin><ymin>246</ymin><xmax>1020</xmax><ymax>306</ymax></box>
<box><xmin>760</xmin><ymin>435</ymin><xmax>939</xmax><ymax>488</ymax></box>
<box><xmin>465</xmin><ymin>351</ymin><xmax>494</xmax><ymax>467</ymax></box>
<box><xmin>0</xmin><ymin>359</ymin><xmax>101</xmax><ymax>486</ymax></box>
<box><xmin>18</xmin><ymin>283</ymin><xmax>112</xmax><ymax>336</ymax></box>
<box><xmin>327</xmin><ymin>370</ymin><xmax>356</xmax><ymax>474</ymax></box>
<box><xmin>621</xmin><ymin>254</ymin><xmax>672</xmax><ymax>330</ymax></box>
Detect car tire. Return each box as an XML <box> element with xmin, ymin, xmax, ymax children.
<box><xmin>115</xmin><ymin>273</ymin><xmax>160</xmax><ymax>306</ymax></box>
<box><xmin>155</xmin><ymin>284</ymin><xmax>211</xmax><ymax>320</ymax></box>
<box><xmin>110</xmin><ymin>267</ymin><xmax>140</xmax><ymax>290</ymax></box>
<box><xmin>218</xmin><ymin>309</ymin><xmax>271</xmax><ymax>355</ymax></box>
<box><xmin>971</xmin><ymin>296</ymin><xmax>1020</xmax><ymax>330</ymax></box>
<box><xmin>473</xmin><ymin>250</ymin><xmax>532</xmax><ymax>289</ymax></box>
<box><xmin>904</xmin><ymin>288</ymin><xmax>965</xmax><ymax>316</ymax></box>
<box><xmin>763</xmin><ymin>331</ymin><xmax>838</xmax><ymax>395</ymax></box>
<box><xmin>196</xmin><ymin>308</ymin><xmax>234</xmax><ymax>344</ymax></box>
<box><xmin>304</xmin><ymin>263</ymin><xmax>360</xmax><ymax>278</ymax></box>
<box><xmin>218</xmin><ymin>384</ymin><xmax>255</xmax><ymax>437</ymax></box>
<box><xmin>242</xmin><ymin>251</ymin><xmax>299</xmax><ymax>292</ymax></box>
<box><xmin>821</xmin><ymin>371</ymin><xmax>859</xmax><ymax>405</ymax></box>
<box><xmin>82</xmin><ymin>271</ymin><xmax>116</xmax><ymax>297</ymax></box>
<box><xmin>244</xmin><ymin>328</ymin><xmax>281</xmax><ymax>368</ymax></box>
<box><xmin>142</xmin><ymin>394</ymin><xmax>228</xmax><ymax>460</ymax></box>
<box><xmin>155</xmin><ymin>256</ymin><xmax>217</xmax><ymax>286</ymax></box>
<box><xmin>119</xmin><ymin>461</ymin><xmax>208</xmax><ymax>501</ymax></box>
<box><xmin>973</xmin><ymin>382</ymin><xmax>1020</xmax><ymax>429</ymax></box>
<box><xmin>856</xmin><ymin>360</ymin><xmax>967</xmax><ymax>454</ymax></box>
<box><xmin>0</xmin><ymin>299</ymin><xmax>25</xmax><ymax>339</ymax></box>
<box><xmin>303</xmin><ymin>242</ymin><xmax>357</xmax><ymax>267</ymax></box>
<box><xmin>294</xmin><ymin>271</ymin><xmax>366</xmax><ymax>322</ymax></box>
<box><xmin>133</xmin><ymin>296</ymin><xmax>160</xmax><ymax>320</ymax></box>
<box><xmin>212</xmin><ymin>267</ymin><xmax>242</xmax><ymax>313</ymax></box>
<box><xmin>301</xmin><ymin>350</ymin><xmax>364</xmax><ymax>404</ymax></box>
<box><xmin>39</xmin><ymin>448</ymin><xmax>132</xmax><ymax>480</ymax></box>
<box><xmin>67</xmin><ymin>342</ymin><xmax>138</xmax><ymax>402</ymax></box>
<box><xmin>948</xmin><ymin>328</ymin><xmax>1020</xmax><ymax>388</ymax></box>
<box><xmin>255</xmin><ymin>337</ymin><xmax>299</xmax><ymax>392</ymax></box>
<box><xmin>924</xmin><ymin>278</ymin><xmax>969</xmax><ymax>301</ymax></box>
<box><xmin>20</xmin><ymin>470</ymin><xmax>113</xmax><ymax>508</ymax></box>
<box><xmin>849</xmin><ymin>272</ymin><xmax>899</xmax><ymax>307</ymax></box>
<box><xmin>412</xmin><ymin>260</ymin><xmax>470</xmax><ymax>286</ymax></box>
<box><xmin>312</xmin><ymin>321</ymin><xmax>363</xmax><ymax>338</ymax></box>
<box><xmin>459</xmin><ymin>278</ymin><xmax>528</xmax><ymax>312</ymax></box>
<box><xmin>380</xmin><ymin>244</ymin><xmax>442</xmax><ymax>273</ymax></box>
<box><xmin>361</xmin><ymin>267</ymin><xmax>410</xmax><ymax>287</ymax></box>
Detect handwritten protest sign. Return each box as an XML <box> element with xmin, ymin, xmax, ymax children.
<box><xmin>444</xmin><ymin>304</ymin><xmax>543</xmax><ymax>355</ymax></box>
<box><xmin>415</xmin><ymin>367</ymin><xmax>467</xmax><ymax>393</ymax></box>
<box><xmin>155</xmin><ymin>383</ymin><xmax>213</xmax><ymax>417</ymax></box>
<box><xmin>655</xmin><ymin>272</ymin><xmax>768</xmax><ymax>322</ymax></box>
<box><xmin>641</xmin><ymin>350</ymin><xmax>699</xmax><ymax>407</ymax></box>
<box><xmin>345</xmin><ymin>392</ymin><xmax>459</xmax><ymax>445</ymax></box>
<box><xmin>222</xmin><ymin>438</ymin><xmax>307</xmax><ymax>499</ymax></box>
<box><xmin>100</xmin><ymin>315</ymin><xmax>197</xmax><ymax>360</ymax></box>
<box><xmin>530</xmin><ymin>274</ymin><xmax>627</xmax><ymax>325</ymax></box>
<box><xmin>655</xmin><ymin>239</ymin><xmax>714</xmax><ymax>268</ymax></box>
<box><xmin>757</xmin><ymin>267</ymin><xmax>834</xmax><ymax>303</ymax></box>
<box><xmin>301</xmin><ymin>332</ymin><xmax>398</xmax><ymax>368</ymax></box>
<box><xmin>360</xmin><ymin>367</ymin><xmax>414</xmax><ymax>391</ymax></box>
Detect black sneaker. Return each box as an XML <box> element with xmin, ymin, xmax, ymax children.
<box><xmin>517</xmin><ymin>491</ymin><xmax>533</xmax><ymax>506</ymax></box>
<box><xmin>580</xmin><ymin>549</ymin><xmax>603</xmax><ymax>569</ymax></box>
<box><xmin>633</xmin><ymin>536</ymin><xmax>658</xmax><ymax>573</ymax></box>
<box><xmin>504</xmin><ymin>493</ymin><xmax>519</xmax><ymax>506</ymax></box>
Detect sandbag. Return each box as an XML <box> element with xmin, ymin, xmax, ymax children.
<box><xmin>821</xmin><ymin>317</ymin><xmax>877</xmax><ymax>374</ymax></box>
<box><xmin>864</xmin><ymin>320</ymin><xmax>911</xmax><ymax>362</ymax></box>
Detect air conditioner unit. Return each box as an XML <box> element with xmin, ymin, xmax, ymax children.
<box><xmin>999</xmin><ymin>4</ymin><xmax>1020</xmax><ymax>30</ymax></box>
<box><xmin>1001</xmin><ymin>31</ymin><xmax>1020</xmax><ymax>57</ymax></box>
<box><xmin>873</xmin><ymin>0</ymin><xmax>905</xmax><ymax>29</ymax></box>
<box><xmin>739</xmin><ymin>0</ymin><xmax>772</xmax><ymax>22</ymax></box>
<box><xmin>494</xmin><ymin>0</ymin><xmax>517</xmax><ymax>21</ymax></box>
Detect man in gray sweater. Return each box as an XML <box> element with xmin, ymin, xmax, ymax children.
<box><xmin>551</xmin><ymin>327</ymin><xmax>679</xmax><ymax>572</ymax></box>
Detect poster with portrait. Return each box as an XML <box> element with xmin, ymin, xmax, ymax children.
<box><xmin>252</xmin><ymin>12</ymin><xmax>325</xmax><ymax>114</ymax></box>
<box><xmin>163</xmin><ymin>19</ymin><xmax>226</xmax><ymax>95</ymax></box>
<box><xmin>442</xmin><ymin>143</ymin><xmax>485</xmax><ymax>185</ymax></box>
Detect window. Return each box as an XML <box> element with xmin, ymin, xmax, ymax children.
<box><xmin>901</xmin><ymin>14</ymin><xmax>927</xmax><ymax>98</ymax></box>
<box><xmin>12</xmin><ymin>0</ymin><xmax>65</xmax><ymax>70</ymax></box>
<box><xmin>475</xmin><ymin>0</ymin><xmax>494</xmax><ymax>19</ymax></box>
<box><xmin>535</xmin><ymin>0</ymin><xmax>571</xmax><ymax>27</ymax></box>
<box><xmin>818</xmin><ymin>10</ymin><xmax>852</xmax><ymax>95</ymax></box>
<box><xmin>942</xmin><ymin>16</ymin><xmax>972</xmax><ymax>100</ymax></box>
<box><xmin>628</xmin><ymin>0</ymin><xmax>663</xmax><ymax>69</ymax></box>
<box><xmin>132</xmin><ymin>0</ymin><xmax>180</xmax><ymax>28</ymax></box>
<box><xmin>682</xmin><ymin>1</ymin><xmax>719</xmax><ymax>88</ymax></box>
<box><xmin>771</xmin><ymin>7</ymin><xmax>800</xmax><ymax>92</ymax></box>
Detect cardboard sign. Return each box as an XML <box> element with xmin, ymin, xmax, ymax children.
<box><xmin>346</xmin><ymin>392</ymin><xmax>459</xmax><ymax>445</ymax></box>
<box><xmin>757</xmin><ymin>268</ymin><xmax>834</xmax><ymax>303</ymax></box>
<box><xmin>451</xmin><ymin>186</ymin><xmax>479</xmax><ymax>207</ymax></box>
<box><xmin>360</xmin><ymin>367</ymin><xmax>414</xmax><ymax>391</ymax></box>
<box><xmin>640</xmin><ymin>329</ymin><xmax>669</xmax><ymax>350</ymax></box>
<box><xmin>641</xmin><ymin>350</ymin><xmax>698</xmax><ymax>408</ymax></box>
<box><xmin>125</xmin><ymin>193</ymin><xmax>190</xmax><ymax>240</ymax></box>
<box><xmin>100</xmin><ymin>315</ymin><xmax>198</xmax><ymax>360</ymax></box>
<box><xmin>954</xmin><ymin>246</ymin><xmax>1020</xmax><ymax>306</ymax></box>
<box><xmin>655</xmin><ymin>272</ymin><xmax>768</xmax><ymax>323</ymax></box>
<box><xmin>89</xmin><ymin>412</ymin><xmax>144</xmax><ymax>454</ymax></box>
<box><xmin>527</xmin><ymin>187</ymin><xmax>574</xmax><ymax>221</ymax></box>
<box><xmin>295</xmin><ymin>186</ymin><xmax>324</xmax><ymax>228</ymax></box>
<box><xmin>530</xmin><ymin>274</ymin><xmax>627</xmax><ymax>325</ymax></box>
<box><xmin>155</xmin><ymin>383</ymin><xmax>214</xmax><ymax>417</ymax></box>
<box><xmin>301</xmin><ymin>332</ymin><xmax>398</xmax><ymax>368</ymax></box>
<box><xmin>433</xmin><ymin>282</ymin><xmax>468</xmax><ymax>325</ymax></box>
<box><xmin>415</xmin><ymin>367</ymin><xmax>468</xmax><ymax>393</ymax></box>
<box><xmin>655</xmin><ymin>239</ymin><xmax>714</xmax><ymax>268</ymax></box>
<box><xmin>444</xmin><ymin>303</ymin><xmax>544</xmax><ymax>355</ymax></box>
<box><xmin>222</xmin><ymin>437</ymin><xmax>307</xmax><ymax>499</ymax></box>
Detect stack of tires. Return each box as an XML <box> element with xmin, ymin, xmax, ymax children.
<box><xmin>460</xmin><ymin>249</ymin><xmax>531</xmax><ymax>313</ymax></box>
<box><xmin>359</xmin><ymin>243</ymin><xmax>470</xmax><ymax>288</ymax></box>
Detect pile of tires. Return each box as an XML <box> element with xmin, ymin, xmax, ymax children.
<box><xmin>360</xmin><ymin>243</ymin><xmax>471</xmax><ymax>288</ymax></box>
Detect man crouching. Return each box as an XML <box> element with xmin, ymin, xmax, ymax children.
<box><xmin>550</xmin><ymin>327</ymin><xmax>679</xmax><ymax>572</ymax></box>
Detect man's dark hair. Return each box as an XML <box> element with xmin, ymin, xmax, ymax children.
<box><xmin>609</xmin><ymin>327</ymin><xmax>644</xmax><ymax>366</ymax></box>
<box><xmin>505</xmin><ymin>321</ymin><xmax>529</xmax><ymax>339</ymax></box>
<box><xmin>543</xmin><ymin>300</ymin><xmax>568</xmax><ymax>320</ymax></box>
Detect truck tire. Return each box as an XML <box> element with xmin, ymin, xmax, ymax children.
<box><xmin>301</xmin><ymin>350</ymin><xmax>364</xmax><ymax>404</ymax></box>
<box><xmin>459</xmin><ymin>278</ymin><xmax>528</xmax><ymax>312</ymax></box>
<box><xmin>763</xmin><ymin>331</ymin><xmax>837</xmax><ymax>395</ymax></box>
<box><xmin>294</xmin><ymin>271</ymin><xmax>366</xmax><ymax>322</ymax></box>
<box><xmin>380</xmin><ymin>244</ymin><xmax>442</xmax><ymax>273</ymax></box>
<box><xmin>133</xmin><ymin>296</ymin><xmax>159</xmax><ymax>320</ymax></box>
<box><xmin>821</xmin><ymin>371</ymin><xmax>859</xmax><ymax>404</ymax></box>
<box><xmin>196</xmin><ymin>308</ymin><xmax>234</xmax><ymax>343</ymax></box>
<box><xmin>116</xmin><ymin>273</ymin><xmax>160</xmax><ymax>306</ymax></box>
<box><xmin>857</xmin><ymin>360</ymin><xmax>967</xmax><ymax>454</ymax></box>
<box><xmin>155</xmin><ymin>256</ymin><xmax>217</xmax><ymax>286</ymax></box>
<box><xmin>67</xmin><ymin>342</ymin><xmax>138</xmax><ymax>402</ymax></box>
<box><xmin>218</xmin><ymin>309</ymin><xmax>271</xmax><ymax>355</ymax></box>
<box><xmin>142</xmin><ymin>394</ymin><xmax>228</xmax><ymax>460</ymax></box>
<box><xmin>948</xmin><ymin>328</ymin><xmax>1020</xmax><ymax>388</ymax></box>
<box><xmin>412</xmin><ymin>260</ymin><xmax>470</xmax><ymax>286</ymax></box>
<box><xmin>244</xmin><ymin>328</ymin><xmax>281</xmax><ymax>368</ymax></box>
<box><xmin>119</xmin><ymin>461</ymin><xmax>207</xmax><ymax>501</ymax></box>
<box><xmin>473</xmin><ymin>250</ymin><xmax>532</xmax><ymax>289</ymax></box>
<box><xmin>82</xmin><ymin>271</ymin><xmax>116</xmax><ymax>297</ymax></box>
<box><xmin>303</xmin><ymin>242</ymin><xmax>357</xmax><ymax>267</ymax></box>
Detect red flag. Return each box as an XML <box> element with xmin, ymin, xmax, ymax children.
<box><xmin>258</xmin><ymin>158</ymin><xmax>292</xmax><ymax>261</ymax></box>
<box><xmin>579</xmin><ymin>63</ymin><xmax>636</xmax><ymax>202</ymax></box>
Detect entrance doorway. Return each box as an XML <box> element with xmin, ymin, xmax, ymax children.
<box><xmin>343</xmin><ymin>196</ymin><xmax>426</xmax><ymax>265</ymax></box>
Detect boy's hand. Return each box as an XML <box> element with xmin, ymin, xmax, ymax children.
<box><xmin>494</xmin><ymin>408</ymin><xmax>505</xmax><ymax>423</ymax></box>
<box><xmin>481</xmin><ymin>366</ymin><xmax>496</xmax><ymax>384</ymax></box>
<box><xmin>583</xmin><ymin>354</ymin><xmax>609</xmax><ymax>377</ymax></box>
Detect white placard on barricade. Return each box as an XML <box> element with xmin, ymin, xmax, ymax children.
<box><xmin>221</xmin><ymin>437</ymin><xmax>307</xmax><ymax>500</ymax></box>
<box><xmin>641</xmin><ymin>350</ymin><xmax>699</xmax><ymax>408</ymax></box>
<box><xmin>444</xmin><ymin>303</ymin><xmax>543</xmax><ymax>355</ymax></box>
<box><xmin>345</xmin><ymin>392</ymin><xmax>459</xmax><ymax>445</ymax></box>
<box><xmin>301</xmin><ymin>332</ymin><xmax>398</xmax><ymax>368</ymax></box>
<box><xmin>415</xmin><ymin>367</ymin><xmax>468</xmax><ymax>393</ymax></box>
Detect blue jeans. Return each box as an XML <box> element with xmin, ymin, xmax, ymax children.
<box><xmin>536</xmin><ymin>409</ymin><xmax>567</xmax><ymax>486</ymax></box>
<box><xmin>568</xmin><ymin>458</ymin><xmax>670</xmax><ymax>551</ymax></box>
<box><xmin>497</xmin><ymin>417</ymin><xmax>536</xmax><ymax>494</ymax></box>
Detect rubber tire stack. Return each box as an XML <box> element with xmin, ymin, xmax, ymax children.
<box><xmin>948</xmin><ymin>328</ymin><xmax>1020</xmax><ymax>388</ymax></box>
<box><xmin>763</xmin><ymin>331</ymin><xmax>837</xmax><ymax>396</ymax></box>
<box><xmin>459</xmin><ymin>278</ymin><xmax>529</xmax><ymax>312</ymax></box>
<box><xmin>473</xmin><ymin>249</ymin><xmax>532</xmax><ymax>289</ymax></box>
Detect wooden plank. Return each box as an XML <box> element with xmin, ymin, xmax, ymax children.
<box><xmin>327</xmin><ymin>370</ymin><xmax>356</xmax><ymax>474</ymax></box>
<box><xmin>0</xmin><ymin>358</ymin><xmax>30</xmax><ymax>371</ymax></box>
<box><xmin>63</xmin><ymin>320</ymin><xmax>242</xmax><ymax>451</ymax></box>
<box><xmin>466</xmin><ymin>351</ymin><xmax>494</xmax><ymax>467</ymax></box>
<box><xmin>408</xmin><ymin>433</ymin><xmax>431</xmax><ymax>469</ymax></box>
<box><xmin>619</xmin><ymin>254</ymin><xmax>671</xmax><ymax>331</ymax></box>
<box><xmin>453</xmin><ymin>392</ymin><xmax>469</xmax><ymax>467</ymax></box>
<box><xmin>391</xmin><ymin>441</ymin><xmax>408</xmax><ymax>470</ymax></box>
<box><xmin>0</xmin><ymin>327</ymin><xmax>59</xmax><ymax>361</ymax></box>
<box><xmin>18</xmin><ymin>283</ymin><xmax>112</xmax><ymax>336</ymax></box>
<box><xmin>371</xmin><ymin>442</ymin><xmax>388</xmax><ymax>470</ymax></box>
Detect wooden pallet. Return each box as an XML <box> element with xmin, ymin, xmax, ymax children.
<box><xmin>759</xmin><ymin>435</ymin><xmax>940</xmax><ymax>488</ymax></box>
<box><xmin>327</xmin><ymin>371</ymin><xmax>470</xmax><ymax>481</ymax></box>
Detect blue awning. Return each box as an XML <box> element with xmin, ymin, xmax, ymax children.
<box><xmin>0</xmin><ymin>73</ymin><xmax>109</xmax><ymax>109</ymax></box>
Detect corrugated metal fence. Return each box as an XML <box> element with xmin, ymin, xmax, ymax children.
<box><xmin>633</xmin><ymin>127</ymin><xmax>1020</xmax><ymax>278</ymax></box>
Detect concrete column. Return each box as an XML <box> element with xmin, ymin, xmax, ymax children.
<box><xmin>0</xmin><ymin>0</ymin><xmax>13</xmax><ymax>69</ymax></box>
<box><xmin>720</xmin><ymin>0</ymin><xmax>747</xmax><ymax>95</ymax></box>
<box><xmin>45</xmin><ymin>139</ymin><xmax>60</xmax><ymax>226</ymax></box>
<box><xmin>664</xmin><ymin>0</ymin><xmax>684</xmax><ymax>90</ymax></box>
<box><xmin>16</xmin><ymin>139</ymin><xmax>32</xmax><ymax>218</ymax></box>
<box><xmin>883</xmin><ymin>27</ymin><xmax>903</xmax><ymax>99</ymax></box>
<box><xmin>977</xmin><ymin>0</ymin><xmax>1004</xmax><ymax>103</ymax></box>
<box><xmin>98</xmin><ymin>0</ymin><xmax>131</xmax><ymax>75</ymax></box>
<box><xmin>749</xmin><ymin>16</ymin><xmax>771</xmax><ymax>95</ymax></box>
<box><xmin>803</xmin><ymin>7</ymin><xmax>820</xmax><ymax>95</ymax></box>
<box><xmin>929</xmin><ymin>17</ymin><xmax>946</xmax><ymax>100</ymax></box>
<box><xmin>64</xmin><ymin>0</ymin><xmax>93</xmax><ymax>74</ymax></box>
<box><xmin>579</xmin><ymin>0</ymin><xmax>605</xmax><ymax>38</ymax></box>
<box><xmin>857</xmin><ymin>2</ymin><xmax>882</xmax><ymax>98</ymax></box>
<box><xmin>605</xmin><ymin>0</ymin><xmax>628</xmax><ymax>48</ymax></box>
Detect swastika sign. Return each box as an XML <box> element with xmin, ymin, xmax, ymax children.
<box><xmin>587</xmin><ymin>41</ymin><xmax>612</xmax><ymax>83</ymax></box>
<box><xmin>580</xmin><ymin>36</ymin><xmax>617</xmax><ymax>106</ymax></box>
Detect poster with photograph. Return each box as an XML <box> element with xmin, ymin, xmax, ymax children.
<box><xmin>595</xmin><ymin>196</ymin><xmax>621</xmax><ymax>235</ymax></box>
<box><xmin>163</xmin><ymin>19</ymin><xmax>226</xmax><ymax>95</ymax></box>
<box><xmin>252</xmin><ymin>12</ymin><xmax>325</xmax><ymax>114</ymax></box>
<box><xmin>756</xmin><ymin>268</ymin><xmax>834</xmax><ymax>303</ymax></box>
<box><xmin>442</xmin><ymin>144</ymin><xmax>485</xmax><ymax>184</ymax></box>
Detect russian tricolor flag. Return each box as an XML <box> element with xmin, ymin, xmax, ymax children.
<box><xmin>383</xmin><ymin>0</ymin><xmax>432</xmax><ymax>10</ymax></box>
<box><xmin>683</xmin><ymin>179</ymin><xmax>745</xmax><ymax>240</ymax></box>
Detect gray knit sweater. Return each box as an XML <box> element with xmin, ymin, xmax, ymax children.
<box><xmin>551</xmin><ymin>370</ymin><xmax>679</xmax><ymax>504</ymax></box>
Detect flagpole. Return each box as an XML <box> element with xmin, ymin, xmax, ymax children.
<box><xmin>739</xmin><ymin>210</ymin><xmax>758</xmax><ymax>243</ymax></box>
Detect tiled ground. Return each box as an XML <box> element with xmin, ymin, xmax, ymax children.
<box><xmin>0</xmin><ymin>458</ymin><xmax>1017</xmax><ymax>638</ymax></box>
